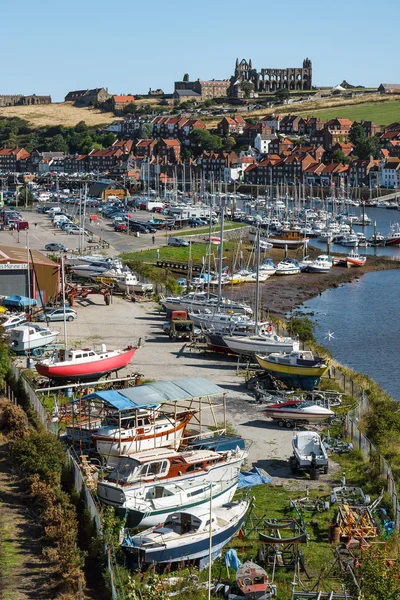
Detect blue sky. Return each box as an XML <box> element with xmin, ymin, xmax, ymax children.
<box><xmin>2</xmin><ymin>0</ymin><xmax>399</xmax><ymax>101</ymax></box>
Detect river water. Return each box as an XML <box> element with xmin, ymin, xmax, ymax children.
<box><xmin>299</xmin><ymin>269</ymin><xmax>400</xmax><ymax>400</ymax></box>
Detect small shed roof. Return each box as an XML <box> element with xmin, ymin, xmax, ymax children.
<box><xmin>82</xmin><ymin>377</ymin><xmax>225</xmax><ymax>411</ymax></box>
<box><xmin>0</xmin><ymin>245</ymin><xmax>57</xmax><ymax>267</ymax></box>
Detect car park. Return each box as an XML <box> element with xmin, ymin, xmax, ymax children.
<box><xmin>36</xmin><ymin>307</ymin><xmax>78</xmax><ymax>322</ymax></box>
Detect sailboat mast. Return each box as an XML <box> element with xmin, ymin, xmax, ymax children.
<box><xmin>254</xmin><ymin>227</ymin><xmax>260</xmax><ymax>336</ymax></box>
<box><xmin>61</xmin><ymin>255</ymin><xmax>68</xmax><ymax>348</ymax></box>
<box><xmin>217</xmin><ymin>189</ymin><xmax>224</xmax><ymax>304</ymax></box>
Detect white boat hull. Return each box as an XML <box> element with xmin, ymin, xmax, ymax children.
<box><xmin>125</xmin><ymin>479</ymin><xmax>238</xmax><ymax>528</ymax></box>
<box><xmin>223</xmin><ymin>335</ymin><xmax>299</xmax><ymax>355</ymax></box>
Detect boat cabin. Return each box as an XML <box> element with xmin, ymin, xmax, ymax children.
<box><xmin>158</xmin><ymin>509</ymin><xmax>216</xmax><ymax>534</ymax></box>
<box><xmin>105</xmin><ymin>448</ymin><xmax>224</xmax><ymax>486</ymax></box>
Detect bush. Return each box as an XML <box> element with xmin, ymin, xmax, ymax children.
<box><xmin>290</xmin><ymin>316</ymin><xmax>315</xmax><ymax>343</ymax></box>
<box><xmin>0</xmin><ymin>402</ymin><xmax>28</xmax><ymax>439</ymax></box>
<box><xmin>11</xmin><ymin>430</ymin><xmax>66</xmax><ymax>483</ymax></box>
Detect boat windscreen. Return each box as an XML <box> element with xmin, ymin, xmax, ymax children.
<box><xmin>107</xmin><ymin>457</ymin><xmax>140</xmax><ymax>483</ymax></box>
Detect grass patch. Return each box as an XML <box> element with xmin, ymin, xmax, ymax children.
<box><xmin>297</xmin><ymin>99</ymin><xmax>400</xmax><ymax>126</ymax></box>
<box><xmin>178</xmin><ymin>222</ymin><xmax>248</xmax><ymax>237</ymax></box>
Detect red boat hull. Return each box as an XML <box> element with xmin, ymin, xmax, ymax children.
<box><xmin>36</xmin><ymin>347</ymin><xmax>137</xmax><ymax>381</ymax></box>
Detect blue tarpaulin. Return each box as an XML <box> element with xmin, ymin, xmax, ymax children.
<box><xmin>3</xmin><ymin>295</ymin><xmax>37</xmax><ymax>308</ymax></box>
<box><xmin>238</xmin><ymin>467</ymin><xmax>272</xmax><ymax>488</ymax></box>
<box><xmin>225</xmin><ymin>549</ymin><xmax>242</xmax><ymax>571</ymax></box>
<box><xmin>82</xmin><ymin>378</ymin><xmax>225</xmax><ymax>411</ymax></box>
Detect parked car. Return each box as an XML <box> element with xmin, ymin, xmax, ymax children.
<box><xmin>36</xmin><ymin>307</ymin><xmax>78</xmax><ymax>322</ymax></box>
<box><xmin>188</xmin><ymin>218</ymin><xmax>206</xmax><ymax>227</ymax></box>
<box><xmin>168</xmin><ymin>237</ymin><xmax>189</xmax><ymax>247</ymax></box>
<box><xmin>114</xmin><ymin>223</ymin><xmax>127</xmax><ymax>232</ymax></box>
<box><xmin>45</xmin><ymin>243</ymin><xmax>69</xmax><ymax>252</ymax></box>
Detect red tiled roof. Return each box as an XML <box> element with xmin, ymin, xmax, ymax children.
<box><xmin>113</xmin><ymin>95</ymin><xmax>135</xmax><ymax>103</ymax></box>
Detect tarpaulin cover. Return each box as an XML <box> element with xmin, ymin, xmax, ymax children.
<box><xmin>225</xmin><ymin>549</ymin><xmax>242</xmax><ymax>571</ymax></box>
<box><xmin>3</xmin><ymin>295</ymin><xmax>37</xmax><ymax>307</ymax></box>
<box><xmin>82</xmin><ymin>377</ymin><xmax>225</xmax><ymax>411</ymax></box>
<box><xmin>238</xmin><ymin>467</ymin><xmax>272</xmax><ymax>488</ymax></box>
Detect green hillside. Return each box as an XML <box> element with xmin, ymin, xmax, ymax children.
<box><xmin>299</xmin><ymin>100</ymin><xmax>400</xmax><ymax>126</ymax></box>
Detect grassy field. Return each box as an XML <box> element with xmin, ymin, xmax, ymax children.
<box><xmin>0</xmin><ymin>102</ymin><xmax>121</xmax><ymax>128</ymax></box>
<box><xmin>297</xmin><ymin>100</ymin><xmax>400</xmax><ymax>126</ymax></box>
<box><xmin>178</xmin><ymin>222</ymin><xmax>248</xmax><ymax>237</ymax></box>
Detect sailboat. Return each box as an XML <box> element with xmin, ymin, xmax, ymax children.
<box><xmin>35</xmin><ymin>257</ymin><xmax>139</xmax><ymax>381</ymax></box>
<box><xmin>223</xmin><ymin>228</ymin><xmax>299</xmax><ymax>356</ymax></box>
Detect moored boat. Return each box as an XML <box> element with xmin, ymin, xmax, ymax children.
<box><xmin>223</xmin><ymin>332</ymin><xmax>299</xmax><ymax>356</ymax></box>
<box><xmin>35</xmin><ymin>344</ymin><xmax>137</xmax><ymax>381</ymax></box>
<box><xmin>122</xmin><ymin>477</ymin><xmax>239</xmax><ymax>529</ymax></box>
<box><xmin>346</xmin><ymin>251</ymin><xmax>366</xmax><ymax>267</ymax></box>
<box><xmin>249</xmin><ymin>229</ymin><xmax>309</xmax><ymax>249</ymax></box>
<box><xmin>256</xmin><ymin>350</ymin><xmax>330</xmax><ymax>390</ymax></box>
<box><xmin>275</xmin><ymin>259</ymin><xmax>301</xmax><ymax>276</ymax></box>
<box><xmin>121</xmin><ymin>499</ymin><xmax>250</xmax><ymax>567</ymax></box>
<box><xmin>307</xmin><ymin>255</ymin><xmax>333</xmax><ymax>273</ymax></box>
<box><xmin>92</xmin><ymin>409</ymin><xmax>196</xmax><ymax>459</ymax></box>
<box><xmin>263</xmin><ymin>399</ymin><xmax>334</xmax><ymax>425</ymax></box>
<box><xmin>8</xmin><ymin>324</ymin><xmax>59</xmax><ymax>354</ymax></box>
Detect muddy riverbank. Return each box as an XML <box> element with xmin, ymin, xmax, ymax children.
<box><xmin>226</xmin><ymin>247</ymin><xmax>400</xmax><ymax>315</ymax></box>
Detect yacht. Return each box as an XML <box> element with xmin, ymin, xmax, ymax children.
<box><xmin>307</xmin><ymin>255</ymin><xmax>333</xmax><ymax>273</ymax></box>
<box><xmin>275</xmin><ymin>259</ymin><xmax>301</xmax><ymax>276</ymax></box>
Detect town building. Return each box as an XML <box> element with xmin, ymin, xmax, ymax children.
<box><xmin>0</xmin><ymin>148</ymin><xmax>30</xmax><ymax>173</ymax></box>
<box><xmin>174</xmin><ymin>78</ymin><xmax>230</xmax><ymax>101</ymax></box>
<box><xmin>229</xmin><ymin>57</ymin><xmax>312</xmax><ymax>96</ymax></box>
<box><xmin>64</xmin><ymin>88</ymin><xmax>111</xmax><ymax>106</ymax></box>
<box><xmin>378</xmin><ymin>84</ymin><xmax>400</xmax><ymax>94</ymax></box>
<box><xmin>217</xmin><ymin>115</ymin><xmax>246</xmax><ymax>136</ymax></box>
<box><xmin>254</xmin><ymin>133</ymin><xmax>274</xmax><ymax>155</ymax></box>
<box><xmin>111</xmin><ymin>95</ymin><xmax>135</xmax><ymax>113</ymax></box>
<box><xmin>197</xmin><ymin>151</ymin><xmax>239</xmax><ymax>181</ymax></box>
<box><xmin>0</xmin><ymin>245</ymin><xmax>59</xmax><ymax>302</ymax></box>
<box><xmin>0</xmin><ymin>94</ymin><xmax>51</xmax><ymax>107</ymax></box>
<box><xmin>379</xmin><ymin>157</ymin><xmax>400</xmax><ymax>188</ymax></box>
<box><xmin>156</xmin><ymin>139</ymin><xmax>181</xmax><ymax>163</ymax></box>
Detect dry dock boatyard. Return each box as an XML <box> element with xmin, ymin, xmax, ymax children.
<box><xmin>1</xmin><ymin>202</ymin><xmax>400</xmax><ymax>600</ymax></box>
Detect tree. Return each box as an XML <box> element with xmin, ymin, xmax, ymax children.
<box><xmin>332</xmin><ymin>149</ymin><xmax>350</xmax><ymax>164</ymax></box>
<box><xmin>349</xmin><ymin>122</ymin><xmax>365</xmax><ymax>146</ymax></box>
<box><xmin>18</xmin><ymin>187</ymin><xmax>34</xmax><ymax>205</ymax></box>
<box><xmin>101</xmin><ymin>132</ymin><xmax>116</xmax><ymax>147</ymax></box>
<box><xmin>139</xmin><ymin>123</ymin><xmax>153</xmax><ymax>139</ymax></box>
<box><xmin>74</xmin><ymin>121</ymin><xmax>88</xmax><ymax>134</ymax></box>
<box><xmin>50</xmin><ymin>134</ymin><xmax>68</xmax><ymax>153</ymax></box>
<box><xmin>275</xmin><ymin>88</ymin><xmax>290</xmax><ymax>102</ymax></box>
<box><xmin>209</xmin><ymin>135</ymin><xmax>223</xmax><ymax>151</ymax></box>
<box><xmin>358</xmin><ymin>136</ymin><xmax>381</xmax><ymax>160</ymax></box>
<box><xmin>123</xmin><ymin>103</ymin><xmax>136</xmax><ymax>115</ymax></box>
<box><xmin>181</xmin><ymin>147</ymin><xmax>192</xmax><ymax>161</ymax></box>
<box><xmin>224</xmin><ymin>136</ymin><xmax>236</xmax><ymax>152</ymax></box>
<box><xmin>240</xmin><ymin>81</ymin><xmax>254</xmax><ymax>98</ymax></box>
<box><xmin>203</xmin><ymin>99</ymin><xmax>213</xmax><ymax>108</ymax></box>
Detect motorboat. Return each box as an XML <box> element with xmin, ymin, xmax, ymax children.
<box><xmin>340</xmin><ymin>234</ymin><xmax>358</xmax><ymax>247</ymax></box>
<box><xmin>385</xmin><ymin>223</ymin><xmax>400</xmax><ymax>246</ymax></box>
<box><xmin>8</xmin><ymin>324</ymin><xmax>59</xmax><ymax>354</ymax></box>
<box><xmin>249</xmin><ymin>229</ymin><xmax>309</xmax><ymax>249</ymax></box>
<box><xmin>263</xmin><ymin>399</ymin><xmax>334</xmax><ymax>426</ymax></box>
<box><xmin>244</xmin><ymin>270</ymin><xmax>270</xmax><ymax>283</ymax></box>
<box><xmin>116</xmin><ymin>272</ymin><xmax>153</xmax><ymax>294</ymax></box>
<box><xmin>307</xmin><ymin>255</ymin><xmax>333</xmax><ymax>273</ymax></box>
<box><xmin>70</xmin><ymin>264</ymin><xmax>110</xmax><ymax>278</ymax></box>
<box><xmin>275</xmin><ymin>259</ymin><xmax>301</xmax><ymax>276</ymax></box>
<box><xmin>122</xmin><ymin>477</ymin><xmax>239</xmax><ymax>529</ymax></box>
<box><xmin>0</xmin><ymin>312</ymin><xmax>28</xmax><ymax>330</ymax></box>
<box><xmin>97</xmin><ymin>437</ymin><xmax>247</xmax><ymax>507</ymax></box>
<box><xmin>291</xmin><ymin>431</ymin><xmax>328</xmax><ymax>476</ymax></box>
<box><xmin>236</xmin><ymin>561</ymin><xmax>270</xmax><ymax>600</ymax></box>
<box><xmin>92</xmin><ymin>409</ymin><xmax>196</xmax><ymax>459</ymax></box>
<box><xmin>35</xmin><ymin>344</ymin><xmax>137</xmax><ymax>381</ymax></box>
<box><xmin>346</xmin><ymin>251</ymin><xmax>366</xmax><ymax>267</ymax></box>
<box><xmin>256</xmin><ymin>350</ymin><xmax>330</xmax><ymax>390</ymax></box>
<box><xmin>121</xmin><ymin>499</ymin><xmax>249</xmax><ymax>567</ymax></box>
<box><xmin>259</xmin><ymin>258</ymin><xmax>276</xmax><ymax>276</ymax></box>
<box><xmin>223</xmin><ymin>332</ymin><xmax>299</xmax><ymax>356</ymax></box>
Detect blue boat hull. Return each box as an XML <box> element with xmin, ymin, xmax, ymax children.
<box><xmin>270</xmin><ymin>372</ymin><xmax>322</xmax><ymax>391</ymax></box>
<box><xmin>123</xmin><ymin>509</ymin><xmax>248</xmax><ymax>566</ymax></box>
